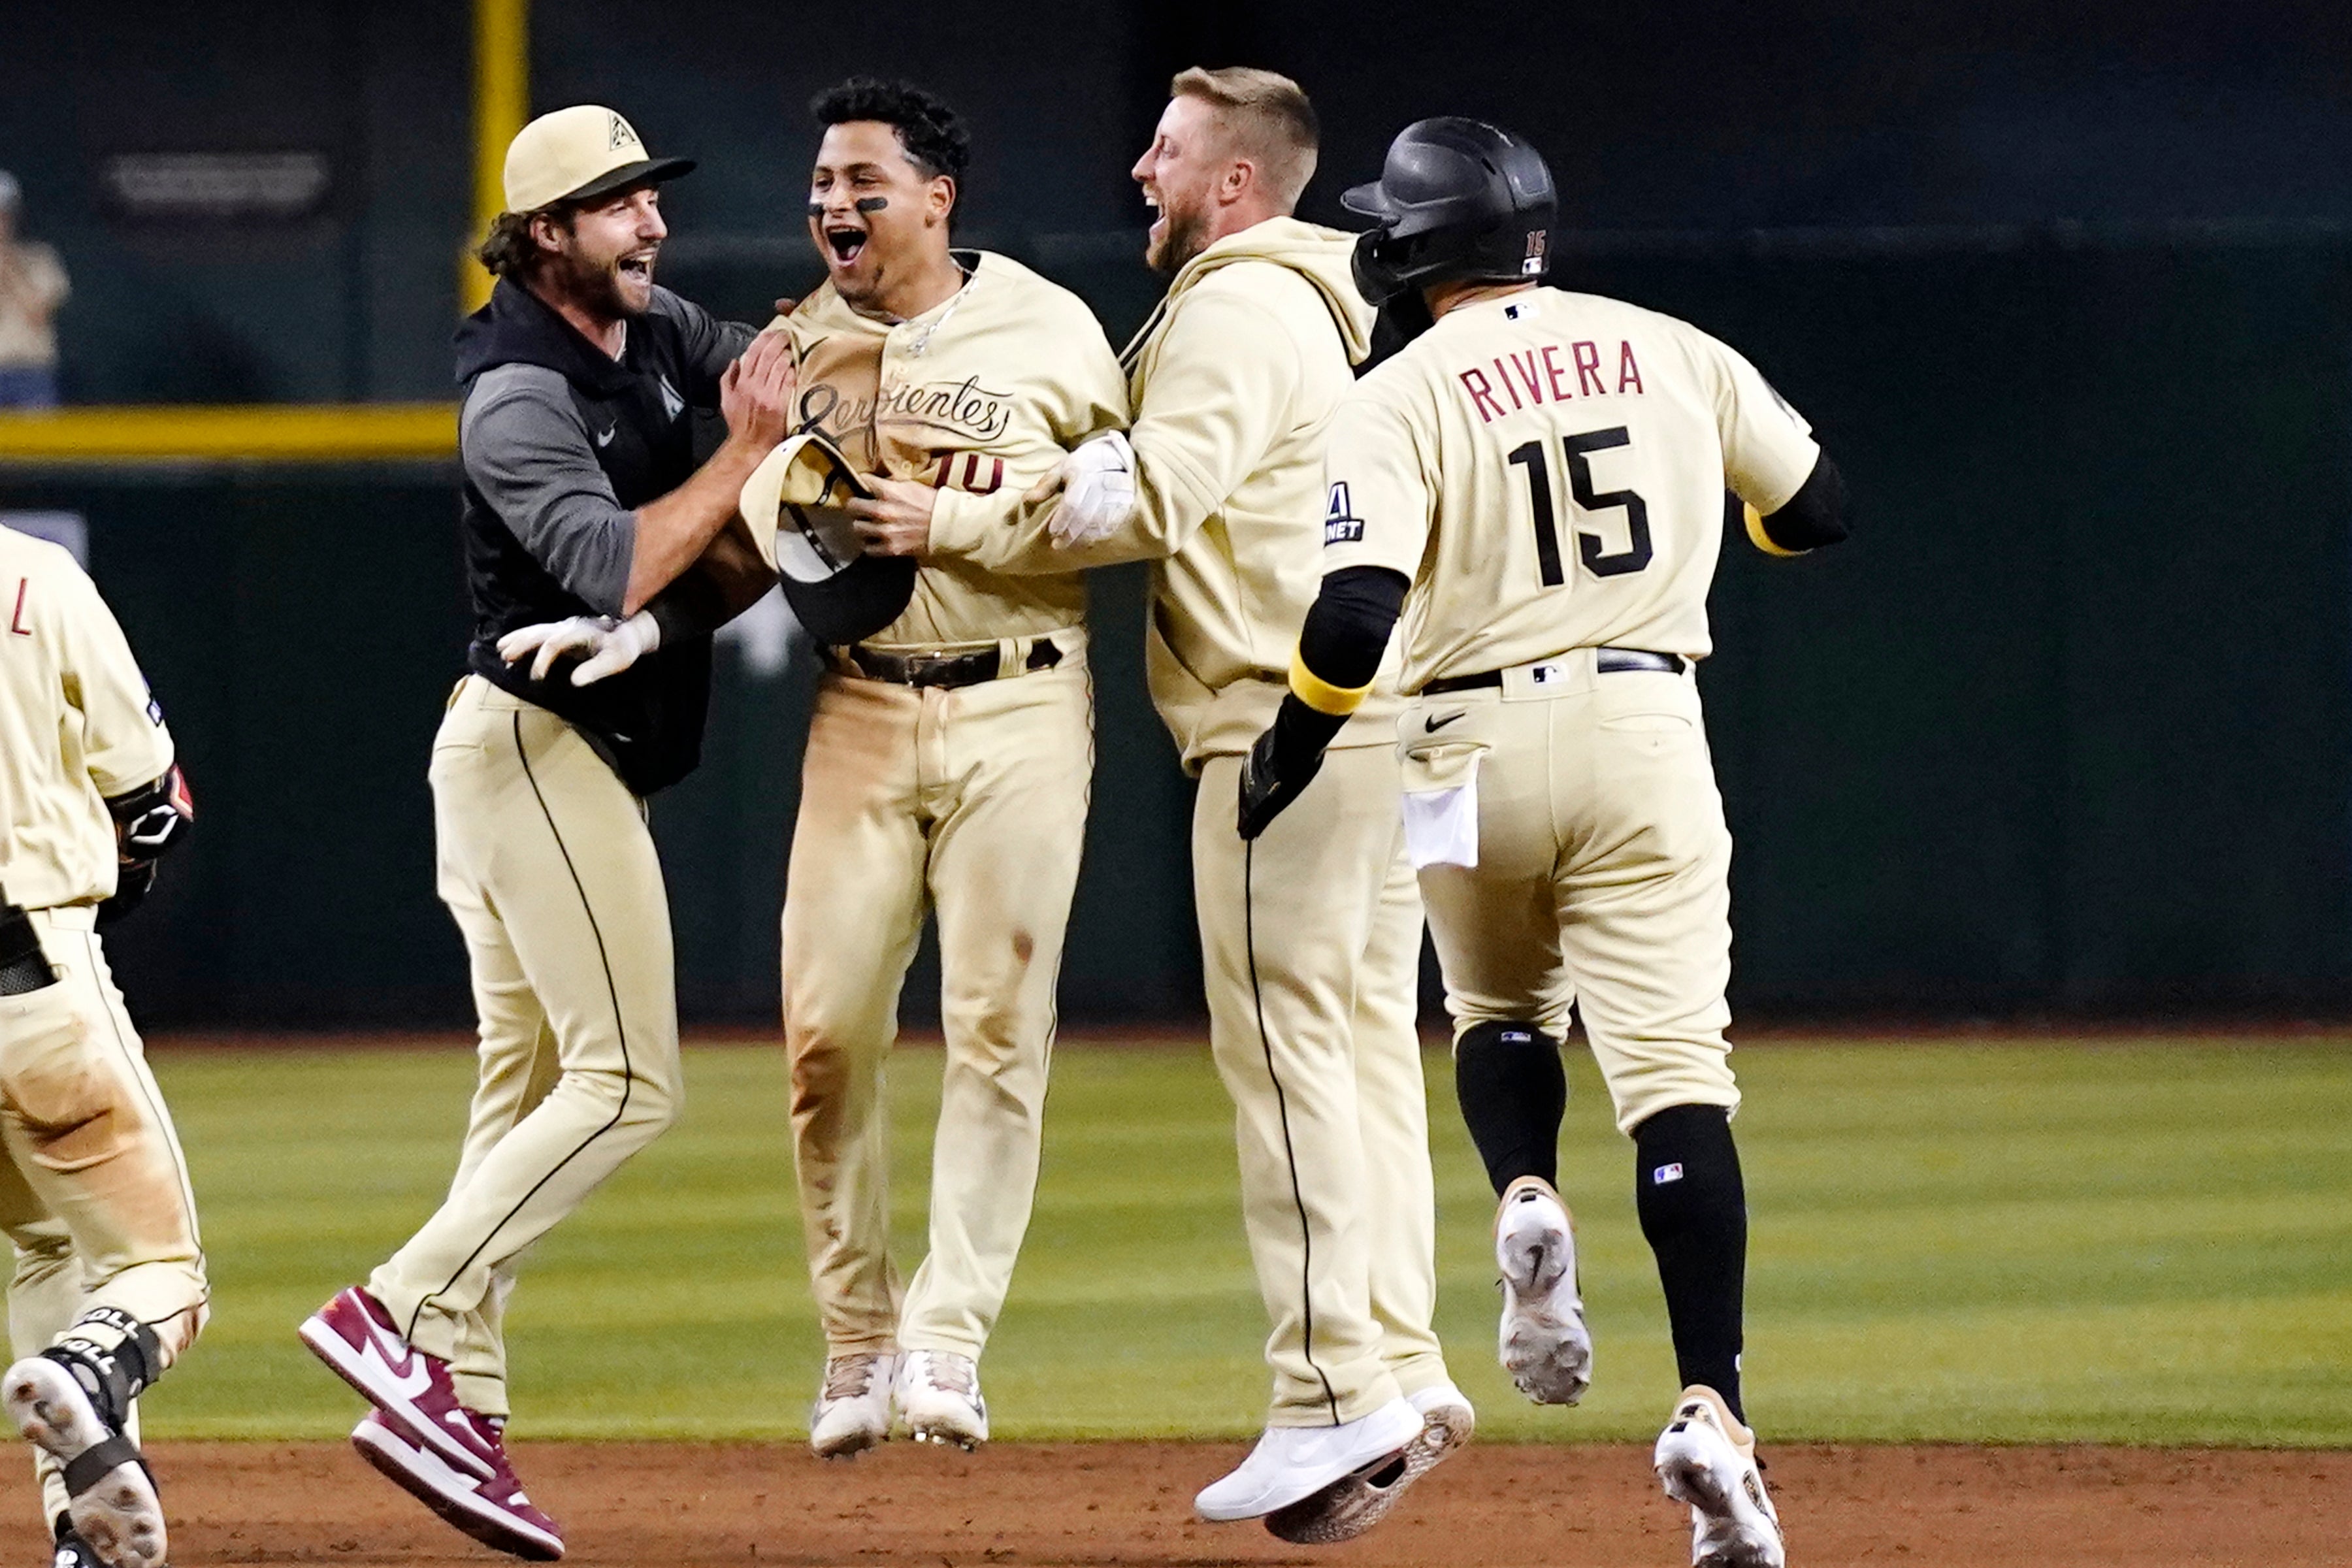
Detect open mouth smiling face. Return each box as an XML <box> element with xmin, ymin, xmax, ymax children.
<box><xmin>823</xmin><ymin>219</ymin><xmax>868</xmax><ymax>270</ymax></box>
<box><xmin>616</xmin><ymin>246</ymin><xmax>658</xmax><ymax>287</ymax></box>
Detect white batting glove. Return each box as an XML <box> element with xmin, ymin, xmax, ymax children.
<box><xmin>496</xmin><ymin>611</ymin><xmax>662</xmax><ymax>687</ymax></box>
<box><xmin>1046</xmin><ymin>431</ymin><xmax>1137</xmax><ymax>549</ymax></box>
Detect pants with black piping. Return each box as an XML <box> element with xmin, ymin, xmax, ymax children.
<box><xmin>783</xmin><ymin>655</ymin><xmax>1092</xmax><ymax>1362</ymax></box>
<box><xmin>1193</xmin><ymin>742</ymin><xmax>1448</xmax><ymax>1427</ymax></box>
<box><xmin>370</xmin><ymin>676</ymin><xmax>681</xmax><ymax>1416</ymax></box>
<box><xmin>1</xmin><ymin>909</ymin><xmax>206</xmax><ymax>1520</ymax></box>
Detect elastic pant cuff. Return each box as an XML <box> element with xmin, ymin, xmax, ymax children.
<box><xmin>1267</xmin><ymin>1371</ymin><xmax>1404</xmax><ymax>1428</ymax></box>
<box><xmin>449</xmin><ymin>1371</ymin><xmax>510</xmax><ymax>1420</ymax></box>
<box><xmin>1384</xmin><ymin>1354</ymin><xmax>1456</xmax><ymax>1403</ymax></box>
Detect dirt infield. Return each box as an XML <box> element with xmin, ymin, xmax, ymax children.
<box><xmin>29</xmin><ymin>1439</ymin><xmax>2347</xmax><ymax>1567</ymax></box>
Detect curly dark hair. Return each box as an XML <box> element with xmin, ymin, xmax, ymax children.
<box><xmin>475</xmin><ymin>203</ymin><xmax>577</xmax><ymax>279</ymax></box>
<box><xmin>811</xmin><ymin>76</ymin><xmax>971</xmax><ymax>189</ymax></box>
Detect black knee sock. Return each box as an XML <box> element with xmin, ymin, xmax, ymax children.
<box><xmin>1633</xmin><ymin>1103</ymin><xmax>1748</xmax><ymax>1425</ymax></box>
<box><xmin>1453</xmin><ymin>1022</ymin><xmax>1566</xmax><ymax>1195</ymax></box>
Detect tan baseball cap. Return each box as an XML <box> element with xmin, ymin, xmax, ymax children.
<box><xmin>502</xmin><ymin>105</ymin><xmax>695</xmax><ymax>214</ymax></box>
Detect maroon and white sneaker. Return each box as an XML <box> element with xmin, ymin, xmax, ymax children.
<box><xmin>352</xmin><ymin>1409</ymin><xmax>564</xmax><ymax>1561</ymax></box>
<box><xmin>299</xmin><ymin>1287</ymin><xmax>491</xmax><ymax>1479</ymax></box>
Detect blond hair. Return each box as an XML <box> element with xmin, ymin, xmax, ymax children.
<box><xmin>1169</xmin><ymin>67</ymin><xmax>1319</xmax><ymax>212</ymax></box>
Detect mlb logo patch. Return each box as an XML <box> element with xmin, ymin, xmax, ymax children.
<box><xmin>1652</xmin><ymin>1163</ymin><xmax>1684</xmax><ymax>1185</ymax></box>
<box><xmin>1322</xmin><ymin>482</ymin><xmax>1365</xmax><ymax>546</ymax></box>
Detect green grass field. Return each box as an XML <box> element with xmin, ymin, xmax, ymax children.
<box><xmin>144</xmin><ymin>1036</ymin><xmax>2352</xmax><ymax>1446</ymax></box>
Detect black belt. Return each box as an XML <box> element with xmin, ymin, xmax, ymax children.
<box><xmin>843</xmin><ymin>637</ymin><xmax>1064</xmax><ymax>690</ymax></box>
<box><xmin>1424</xmin><ymin>647</ymin><xmax>1686</xmax><ymax>694</ymax></box>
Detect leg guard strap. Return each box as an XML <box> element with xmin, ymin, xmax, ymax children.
<box><xmin>61</xmin><ymin>1435</ymin><xmax>145</xmax><ymax>1499</ymax></box>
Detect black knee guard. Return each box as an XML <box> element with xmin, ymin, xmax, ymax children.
<box><xmin>44</xmin><ymin>1309</ymin><xmax>163</xmax><ymax>1433</ymax></box>
<box><xmin>1454</xmin><ymin>1021</ymin><xmax>1567</xmax><ymax>1196</ymax></box>
<box><xmin>1633</xmin><ymin>1103</ymin><xmax>1748</xmax><ymax>1423</ymax></box>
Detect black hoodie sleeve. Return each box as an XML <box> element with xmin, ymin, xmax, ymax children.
<box><xmin>460</xmin><ymin>364</ymin><xmax>639</xmax><ymax>617</ymax></box>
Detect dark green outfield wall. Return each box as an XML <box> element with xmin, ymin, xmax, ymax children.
<box><xmin>7</xmin><ymin>238</ymin><xmax>2349</xmax><ymax>1025</ymax></box>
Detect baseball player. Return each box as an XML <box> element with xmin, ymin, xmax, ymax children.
<box><xmin>298</xmin><ymin>106</ymin><xmax>792</xmax><ymax>1560</ymax></box>
<box><xmin>0</xmin><ymin>522</ymin><xmax>207</xmax><ymax>1568</ymax></box>
<box><xmin>772</xmin><ymin>77</ymin><xmax>1125</xmax><ymax>1456</ymax></box>
<box><xmin>907</xmin><ymin>68</ymin><xmax>1462</xmax><ymax>1539</ymax></box>
<box><xmin>1239</xmin><ymin>118</ymin><xmax>1847</xmax><ymax>1568</ymax></box>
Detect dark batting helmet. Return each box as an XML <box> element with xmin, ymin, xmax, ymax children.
<box><xmin>1342</xmin><ymin>118</ymin><xmax>1556</xmax><ymax>306</ymax></box>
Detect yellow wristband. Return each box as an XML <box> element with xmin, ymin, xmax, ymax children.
<box><xmin>1744</xmin><ymin>501</ymin><xmax>1806</xmax><ymax>558</ymax></box>
<box><xmin>1289</xmin><ymin>646</ymin><xmax>1371</xmax><ymax>717</ymax></box>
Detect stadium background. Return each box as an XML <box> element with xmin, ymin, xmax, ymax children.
<box><xmin>0</xmin><ymin>6</ymin><xmax>2348</xmax><ymax>1562</ymax></box>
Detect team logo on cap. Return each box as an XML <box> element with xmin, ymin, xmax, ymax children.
<box><xmin>608</xmin><ymin>112</ymin><xmax>639</xmax><ymax>152</ymax></box>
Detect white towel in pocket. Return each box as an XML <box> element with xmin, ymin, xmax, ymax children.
<box><xmin>1401</xmin><ymin>761</ymin><xmax>1481</xmax><ymax>869</ymax></box>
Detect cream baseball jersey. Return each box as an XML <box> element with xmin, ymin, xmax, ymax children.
<box><xmin>776</xmin><ymin>251</ymin><xmax>1128</xmax><ymax>649</ymax></box>
<box><xmin>0</xmin><ymin>527</ymin><xmax>174</xmax><ymax>910</ymax></box>
<box><xmin>1320</xmin><ymin>288</ymin><xmax>1820</xmax><ymax>690</ymax></box>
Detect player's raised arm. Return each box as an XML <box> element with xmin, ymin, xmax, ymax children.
<box><xmin>470</xmin><ymin>323</ymin><xmax>793</xmax><ymax>683</ymax></box>
<box><xmin>939</xmin><ymin>285</ymin><xmax>1311</xmax><ymax>575</ymax></box>
<box><xmin>847</xmin><ymin>290</ymin><xmax>1129</xmax><ymax>562</ymax></box>
<box><xmin>621</xmin><ymin>324</ymin><xmax>796</xmax><ymax>609</ymax></box>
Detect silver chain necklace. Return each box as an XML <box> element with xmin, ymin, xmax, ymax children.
<box><xmin>902</xmin><ymin>263</ymin><xmax>974</xmax><ymax>359</ymax></box>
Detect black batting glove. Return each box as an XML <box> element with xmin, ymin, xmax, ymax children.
<box><xmin>95</xmin><ymin>764</ymin><xmax>194</xmax><ymax>929</ymax></box>
<box><xmin>97</xmin><ymin>860</ymin><xmax>159</xmax><ymax>929</ymax></box>
<box><xmin>108</xmin><ymin>764</ymin><xmax>195</xmax><ymax>860</ymax></box>
<box><xmin>1238</xmin><ymin>695</ymin><xmax>1347</xmax><ymax>841</ymax></box>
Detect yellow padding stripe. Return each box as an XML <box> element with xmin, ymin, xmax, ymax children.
<box><xmin>467</xmin><ymin>0</ymin><xmax>529</xmax><ymax>314</ymax></box>
<box><xmin>1290</xmin><ymin>645</ymin><xmax>1371</xmax><ymax>716</ymax></box>
<box><xmin>1744</xmin><ymin>500</ymin><xmax>1806</xmax><ymax>558</ymax></box>
<box><xmin>0</xmin><ymin>405</ymin><xmax>459</xmax><ymax>464</ymax></box>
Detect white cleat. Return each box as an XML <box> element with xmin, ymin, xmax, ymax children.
<box><xmin>1194</xmin><ymin>1396</ymin><xmax>1420</xmax><ymax>1522</ymax></box>
<box><xmin>896</xmin><ymin>1350</ymin><xmax>987</xmax><ymax>1450</ymax></box>
<box><xmin>1654</xmin><ymin>1385</ymin><xmax>1784</xmax><ymax>1568</ymax></box>
<box><xmin>1495</xmin><ymin>1175</ymin><xmax>1593</xmax><ymax>1405</ymax></box>
<box><xmin>1262</xmin><ymin>1380</ymin><xmax>1476</xmax><ymax>1544</ymax></box>
<box><xmin>3</xmin><ymin>1358</ymin><xmax>164</xmax><ymax>1568</ymax></box>
<box><xmin>809</xmin><ymin>1351</ymin><xmax>899</xmax><ymax>1460</ymax></box>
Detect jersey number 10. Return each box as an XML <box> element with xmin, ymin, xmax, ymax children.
<box><xmin>1508</xmin><ymin>426</ymin><xmax>1653</xmax><ymax>584</ymax></box>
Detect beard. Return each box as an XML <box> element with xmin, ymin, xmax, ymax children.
<box><xmin>548</xmin><ymin>241</ymin><xmax>649</xmax><ymax>321</ymax></box>
<box><xmin>1146</xmin><ymin>203</ymin><xmax>1213</xmax><ymax>278</ymax></box>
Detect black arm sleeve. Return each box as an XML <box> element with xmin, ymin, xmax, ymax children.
<box><xmin>1298</xmin><ymin>566</ymin><xmax>1409</xmax><ymax>689</ymax></box>
<box><xmin>1266</xmin><ymin>566</ymin><xmax>1412</xmax><ymax>768</ymax></box>
<box><xmin>1752</xmin><ymin>451</ymin><xmax>1848</xmax><ymax>553</ymax></box>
